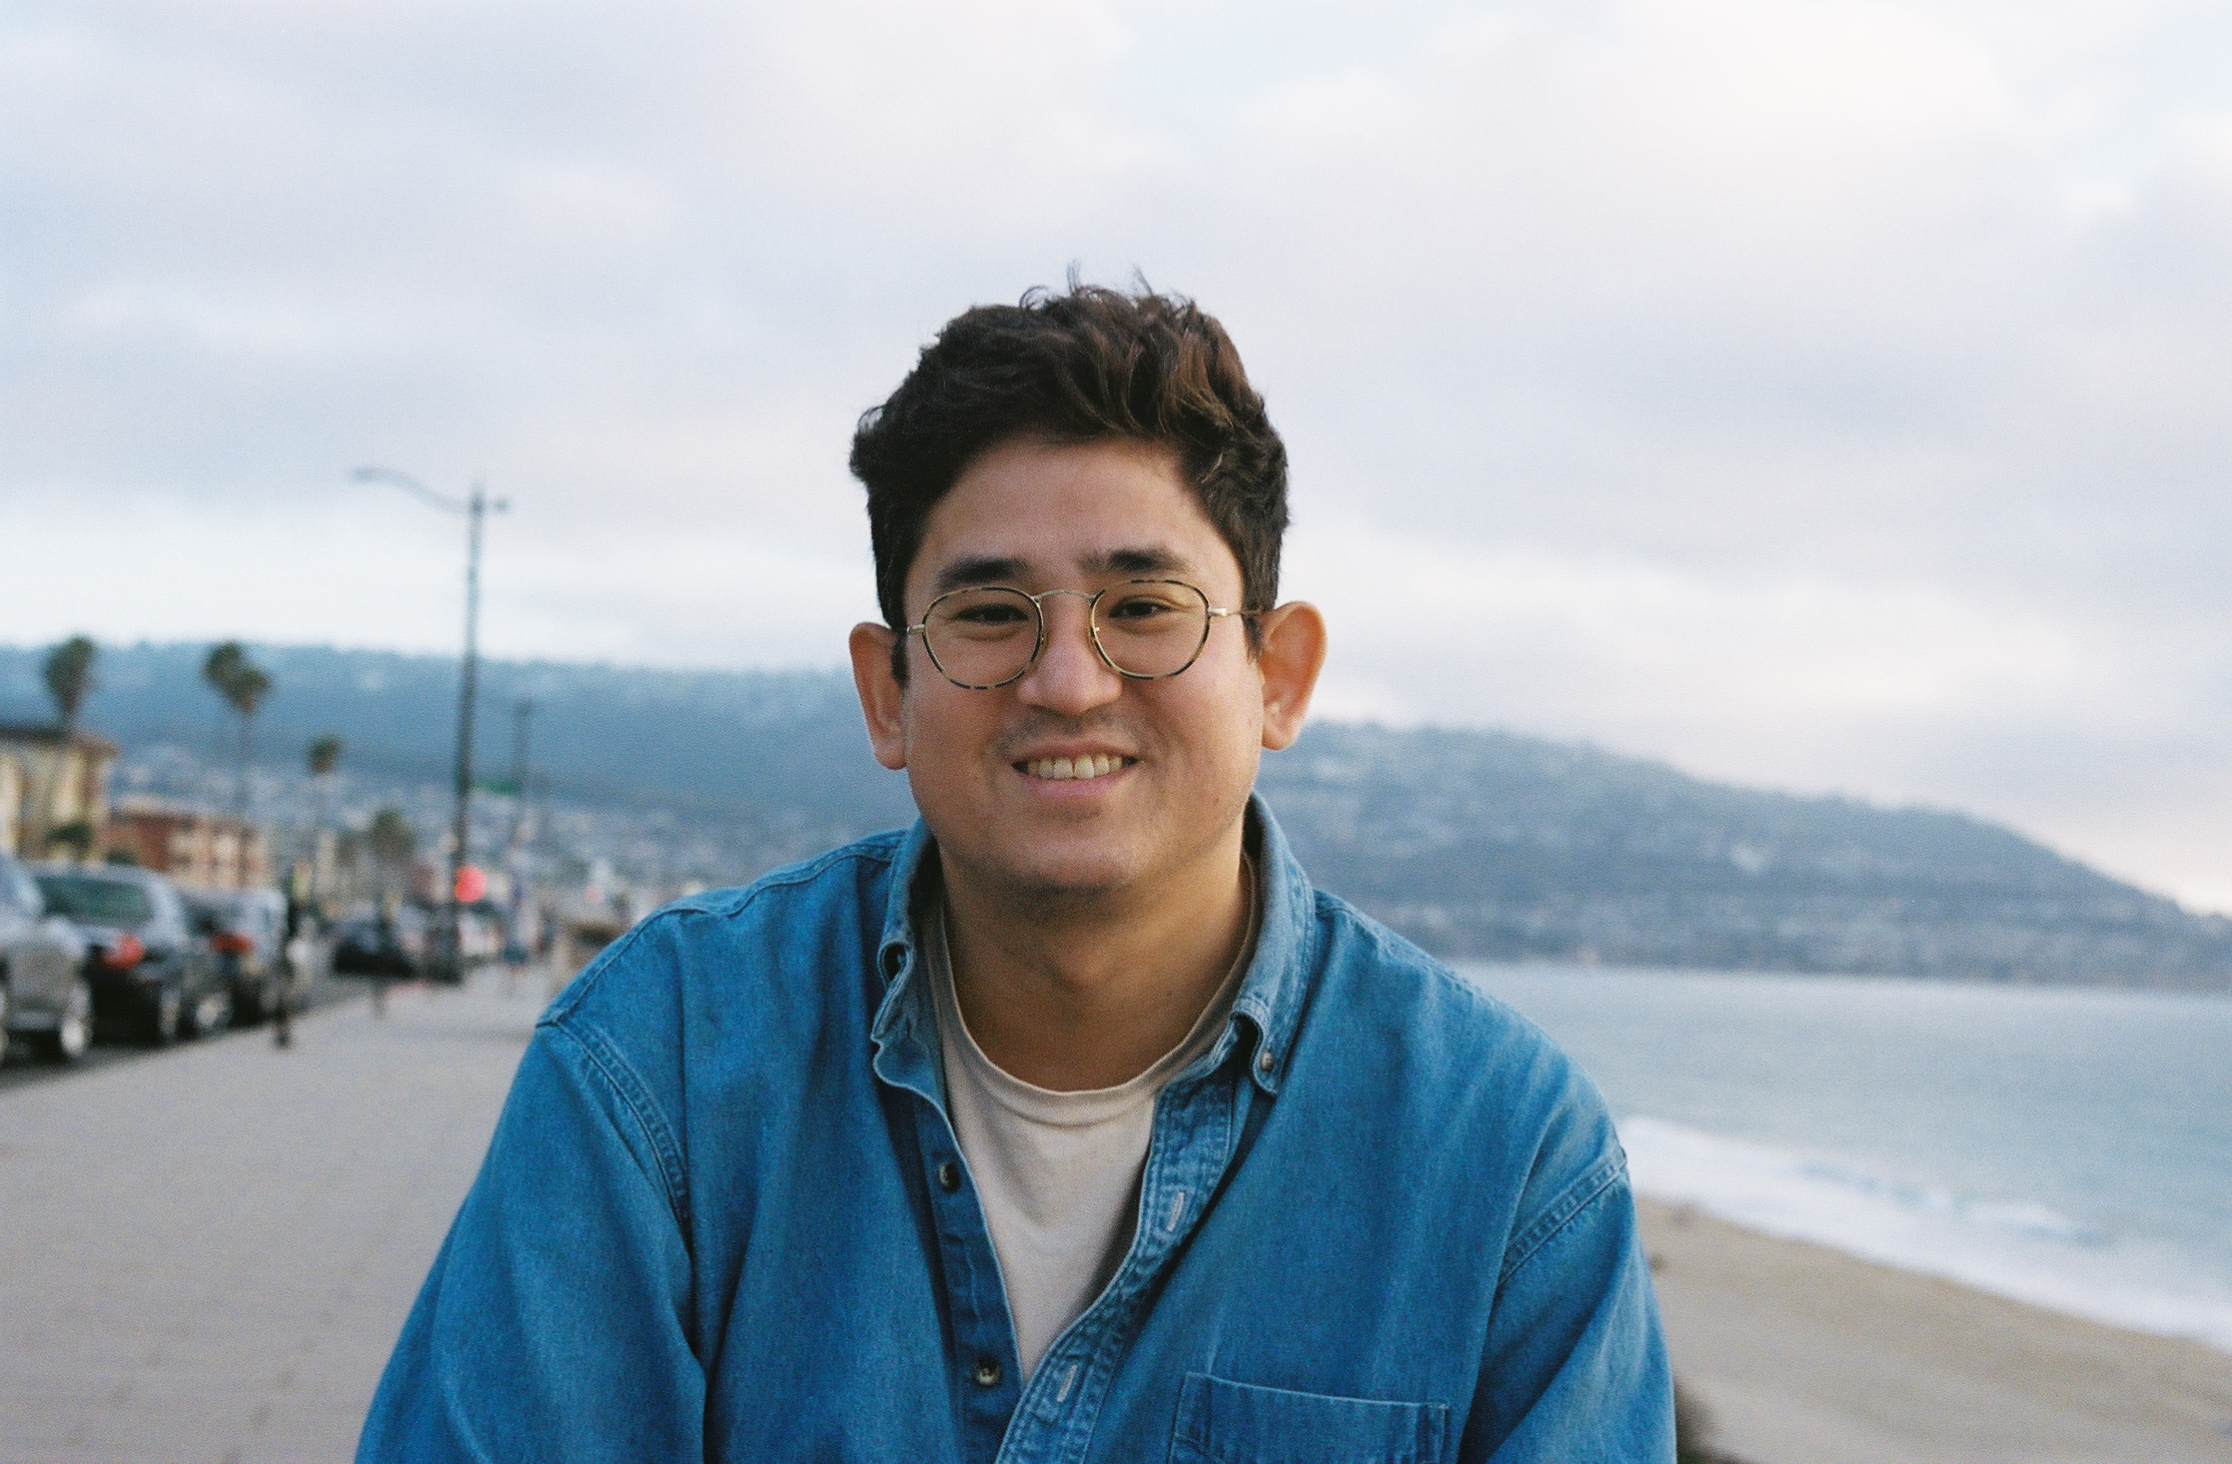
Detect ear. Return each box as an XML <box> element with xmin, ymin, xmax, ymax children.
<box><xmin>849</xmin><ymin>622</ymin><xmax>910</xmax><ymax>771</ymax></box>
<box><xmin>1253</xmin><ymin>601</ymin><xmax>1327</xmax><ymax>752</ymax></box>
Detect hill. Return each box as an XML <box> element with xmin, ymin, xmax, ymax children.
<box><xmin>4</xmin><ymin>641</ymin><xmax>2225</xmax><ymax>988</ymax></box>
<box><xmin>1256</xmin><ymin>724</ymin><xmax>2232</xmax><ymax>987</ymax></box>
<box><xmin>0</xmin><ymin>641</ymin><xmax>916</xmax><ymax>833</ymax></box>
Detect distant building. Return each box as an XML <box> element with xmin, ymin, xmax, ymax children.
<box><xmin>0</xmin><ymin>724</ymin><xmax>120</xmax><ymax>859</ymax></box>
<box><xmin>105</xmin><ymin>798</ymin><xmax>272</xmax><ymax>890</ymax></box>
<box><xmin>0</xmin><ymin>754</ymin><xmax>17</xmax><ymax>857</ymax></box>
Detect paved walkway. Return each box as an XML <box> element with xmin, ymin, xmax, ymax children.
<box><xmin>0</xmin><ymin>973</ymin><xmax>550</xmax><ymax>1464</ymax></box>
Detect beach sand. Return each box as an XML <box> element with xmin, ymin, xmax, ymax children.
<box><xmin>1638</xmin><ymin>1198</ymin><xmax>2232</xmax><ymax>1464</ymax></box>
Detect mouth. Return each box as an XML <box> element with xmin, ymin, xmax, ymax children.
<box><xmin>1016</xmin><ymin>753</ymin><xmax>1134</xmax><ymax>782</ymax></box>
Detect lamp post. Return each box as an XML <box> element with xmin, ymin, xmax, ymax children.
<box><xmin>352</xmin><ymin>466</ymin><xmax>509</xmax><ymax>982</ymax></box>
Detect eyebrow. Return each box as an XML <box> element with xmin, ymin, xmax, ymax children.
<box><xmin>1090</xmin><ymin>546</ymin><xmax>1194</xmax><ymax>577</ymax></box>
<box><xmin>928</xmin><ymin>555</ymin><xmax>1030</xmax><ymax>597</ymax></box>
<box><xmin>926</xmin><ymin>545</ymin><xmax>1197</xmax><ymax>598</ymax></box>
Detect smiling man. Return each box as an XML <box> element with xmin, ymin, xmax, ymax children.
<box><xmin>357</xmin><ymin>285</ymin><xmax>1673</xmax><ymax>1463</ymax></box>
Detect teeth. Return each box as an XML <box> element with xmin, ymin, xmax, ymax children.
<box><xmin>1025</xmin><ymin>754</ymin><xmax>1126</xmax><ymax>780</ymax></box>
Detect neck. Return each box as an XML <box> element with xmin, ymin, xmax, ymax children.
<box><xmin>939</xmin><ymin>822</ymin><xmax>1254</xmax><ymax>1091</ymax></box>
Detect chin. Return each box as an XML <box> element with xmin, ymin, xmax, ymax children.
<box><xmin>1008</xmin><ymin>850</ymin><xmax>1140</xmax><ymax>900</ymax></box>
<box><xmin>966</xmin><ymin>835</ymin><xmax>1146</xmax><ymax>903</ymax></box>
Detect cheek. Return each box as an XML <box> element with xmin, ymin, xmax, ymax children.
<box><xmin>900</xmin><ymin>689</ymin><xmax>996</xmax><ymax>785</ymax></box>
<box><xmin>1162</xmin><ymin>670</ymin><xmax>1266</xmax><ymax>770</ymax></box>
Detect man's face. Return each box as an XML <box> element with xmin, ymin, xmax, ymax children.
<box><xmin>861</xmin><ymin>437</ymin><xmax>1276</xmax><ymax>903</ymax></box>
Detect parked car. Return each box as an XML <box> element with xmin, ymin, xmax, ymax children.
<box><xmin>34</xmin><ymin>865</ymin><xmax>232</xmax><ymax>1046</ymax></box>
<box><xmin>0</xmin><ymin>852</ymin><xmax>93</xmax><ymax>1063</ymax></box>
<box><xmin>183</xmin><ymin>886</ymin><xmax>288</xmax><ymax>1026</ymax></box>
<box><xmin>330</xmin><ymin>908</ymin><xmax>426</xmax><ymax>979</ymax></box>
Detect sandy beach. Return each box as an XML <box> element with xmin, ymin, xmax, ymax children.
<box><xmin>1638</xmin><ymin>1197</ymin><xmax>2232</xmax><ymax>1464</ymax></box>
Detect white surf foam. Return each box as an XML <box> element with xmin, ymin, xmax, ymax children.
<box><xmin>1619</xmin><ymin>1114</ymin><xmax>2232</xmax><ymax>1354</ymax></box>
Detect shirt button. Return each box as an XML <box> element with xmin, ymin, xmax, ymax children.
<box><xmin>1257</xmin><ymin>1048</ymin><xmax>1275</xmax><ymax>1073</ymax></box>
<box><xmin>972</xmin><ymin>1357</ymin><xmax>1003</xmax><ymax>1388</ymax></box>
<box><xmin>936</xmin><ymin>1161</ymin><xmax>961</xmax><ymax>1193</ymax></box>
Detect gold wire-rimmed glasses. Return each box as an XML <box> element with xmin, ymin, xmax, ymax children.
<box><xmin>905</xmin><ymin>579</ymin><xmax>1250</xmax><ymax>690</ymax></box>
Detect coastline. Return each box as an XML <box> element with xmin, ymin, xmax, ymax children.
<box><xmin>1638</xmin><ymin>1197</ymin><xmax>2232</xmax><ymax>1464</ymax></box>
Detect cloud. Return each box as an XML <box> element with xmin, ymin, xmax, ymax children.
<box><xmin>6</xmin><ymin>0</ymin><xmax>2232</xmax><ymax>908</ymax></box>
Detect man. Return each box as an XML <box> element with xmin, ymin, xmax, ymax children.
<box><xmin>358</xmin><ymin>284</ymin><xmax>1673</xmax><ymax>1462</ymax></box>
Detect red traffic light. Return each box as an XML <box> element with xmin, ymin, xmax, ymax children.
<box><xmin>454</xmin><ymin>865</ymin><xmax>489</xmax><ymax>903</ymax></box>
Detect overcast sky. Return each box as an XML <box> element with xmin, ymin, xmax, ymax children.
<box><xmin>6</xmin><ymin>0</ymin><xmax>2231</xmax><ymax>910</ymax></box>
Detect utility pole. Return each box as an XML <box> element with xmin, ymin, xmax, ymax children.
<box><xmin>446</xmin><ymin>484</ymin><xmax>492</xmax><ymax>983</ymax></box>
<box><xmin>352</xmin><ymin>466</ymin><xmax>509</xmax><ymax>982</ymax></box>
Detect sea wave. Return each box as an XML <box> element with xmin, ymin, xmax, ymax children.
<box><xmin>1618</xmin><ymin>1114</ymin><xmax>2232</xmax><ymax>1353</ymax></box>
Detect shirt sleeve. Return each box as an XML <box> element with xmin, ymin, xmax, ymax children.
<box><xmin>1466</xmin><ymin>1155</ymin><xmax>1675</xmax><ymax>1462</ymax></box>
<box><xmin>355</xmin><ymin>1022</ymin><xmax>703</xmax><ymax>1463</ymax></box>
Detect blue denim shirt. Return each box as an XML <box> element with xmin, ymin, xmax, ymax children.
<box><xmin>359</xmin><ymin>798</ymin><xmax>1672</xmax><ymax>1462</ymax></box>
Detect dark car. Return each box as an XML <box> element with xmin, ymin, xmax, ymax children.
<box><xmin>183</xmin><ymin>886</ymin><xmax>288</xmax><ymax>1025</ymax></box>
<box><xmin>1</xmin><ymin>852</ymin><xmax>93</xmax><ymax>1063</ymax></box>
<box><xmin>330</xmin><ymin>909</ymin><xmax>425</xmax><ymax>979</ymax></box>
<box><xmin>34</xmin><ymin>865</ymin><xmax>232</xmax><ymax>1046</ymax></box>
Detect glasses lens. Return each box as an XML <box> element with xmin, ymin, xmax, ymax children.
<box><xmin>1092</xmin><ymin>581</ymin><xmax>1211</xmax><ymax>677</ymax></box>
<box><xmin>923</xmin><ymin>587</ymin><xmax>1039</xmax><ymax>686</ymax></box>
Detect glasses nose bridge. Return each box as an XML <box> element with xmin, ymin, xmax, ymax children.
<box><xmin>1029</xmin><ymin>585</ymin><xmax>1102</xmax><ymax>626</ymax></box>
<box><xmin>1026</xmin><ymin>587</ymin><xmax>1113</xmax><ymax>671</ymax></box>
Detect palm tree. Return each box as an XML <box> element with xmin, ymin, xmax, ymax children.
<box><xmin>202</xmin><ymin>642</ymin><xmax>273</xmax><ymax>821</ymax></box>
<box><xmin>31</xmin><ymin>637</ymin><xmax>97</xmax><ymax>855</ymax></box>
<box><xmin>367</xmin><ymin>807</ymin><xmax>418</xmax><ymax>897</ymax></box>
<box><xmin>43</xmin><ymin>637</ymin><xmax>96</xmax><ymax>730</ymax></box>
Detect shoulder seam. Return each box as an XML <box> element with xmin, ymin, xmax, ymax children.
<box><xmin>1498</xmin><ymin>1149</ymin><xmax>1628</xmax><ymax>1286</ymax></box>
<box><xmin>1313</xmin><ymin>891</ymin><xmax>1446</xmax><ymax>979</ymax></box>
<box><xmin>1313</xmin><ymin>892</ymin><xmax>1499</xmax><ymax>1012</ymax></box>
<box><xmin>548</xmin><ymin>834</ymin><xmax>902</xmax><ymax>1020</ymax></box>
<box><xmin>1314</xmin><ymin>893</ymin><xmax>1563</xmax><ymax>1043</ymax></box>
<box><xmin>691</xmin><ymin>835</ymin><xmax>903</xmax><ymax>915</ymax></box>
<box><xmin>540</xmin><ymin>1017</ymin><xmax>695</xmax><ymax>1239</ymax></box>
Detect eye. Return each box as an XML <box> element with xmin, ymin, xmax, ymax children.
<box><xmin>1103</xmin><ymin>592</ymin><xmax>1185</xmax><ymax>623</ymax></box>
<box><xmin>951</xmin><ymin>602</ymin><xmax>1030</xmax><ymax>626</ymax></box>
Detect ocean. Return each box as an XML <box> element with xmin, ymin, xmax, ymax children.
<box><xmin>1457</xmin><ymin>964</ymin><xmax>2232</xmax><ymax>1354</ymax></box>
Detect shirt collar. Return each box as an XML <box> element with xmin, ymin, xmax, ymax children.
<box><xmin>871</xmin><ymin>791</ymin><xmax>1315</xmax><ymax>1095</ymax></box>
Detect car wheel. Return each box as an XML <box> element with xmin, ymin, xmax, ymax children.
<box><xmin>39</xmin><ymin>979</ymin><xmax>94</xmax><ymax>1063</ymax></box>
<box><xmin>145</xmin><ymin>986</ymin><xmax>181</xmax><ymax>1047</ymax></box>
<box><xmin>184</xmin><ymin>987</ymin><xmax>232</xmax><ymax>1039</ymax></box>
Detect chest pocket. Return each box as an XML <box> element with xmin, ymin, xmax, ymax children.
<box><xmin>1169</xmin><ymin>1373</ymin><xmax>1452</xmax><ymax>1464</ymax></box>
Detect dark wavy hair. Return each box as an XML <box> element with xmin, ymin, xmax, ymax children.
<box><xmin>850</xmin><ymin>282</ymin><xmax>1288</xmax><ymax>681</ymax></box>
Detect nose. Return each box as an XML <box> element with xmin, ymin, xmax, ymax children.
<box><xmin>1014</xmin><ymin>592</ymin><xmax>1124</xmax><ymax>717</ymax></box>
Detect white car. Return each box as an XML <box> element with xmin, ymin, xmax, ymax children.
<box><xmin>0</xmin><ymin>853</ymin><xmax>93</xmax><ymax>1063</ymax></box>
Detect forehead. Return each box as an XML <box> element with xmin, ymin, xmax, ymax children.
<box><xmin>910</xmin><ymin>438</ymin><xmax>1238</xmax><ymax>602</ymax></box>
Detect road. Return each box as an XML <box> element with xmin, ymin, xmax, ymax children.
<box><xmin>0</xmin><ymin>973</ymin><xmax>359</xmax><ymax>1093</ymax></box>
<box><xmin>0</xmin><ymin>969</ymin><xmax>550</xmax><ymax>1464</ymax></box>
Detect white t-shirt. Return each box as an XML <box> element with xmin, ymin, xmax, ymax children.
<box><xmin>929</xmin><ymin>875</ymin><xmax>1253</xmax><ymax>1381</ymax></box>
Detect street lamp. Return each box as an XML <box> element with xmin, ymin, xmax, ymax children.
<box><xmin>352</xmin><ymin>465</ymin><xmax>510</xmax><ymax>983</ymax></box>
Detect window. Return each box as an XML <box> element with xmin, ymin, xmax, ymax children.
<box><xmin>36</xmin><ymin>875</ymin><xmax>156</xmax><ymax>926</ymax></box>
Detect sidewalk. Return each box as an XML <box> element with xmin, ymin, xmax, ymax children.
<box><xmin>0</xmin><ymin>972</ymin><xmax>550</xmax><ymax>1464</ymax></box>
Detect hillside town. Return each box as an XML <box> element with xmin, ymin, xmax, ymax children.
<box><xmin>0</xmin><ymin>638</ymin><xmax>649</xmax><ymax>1069</ymax></box>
